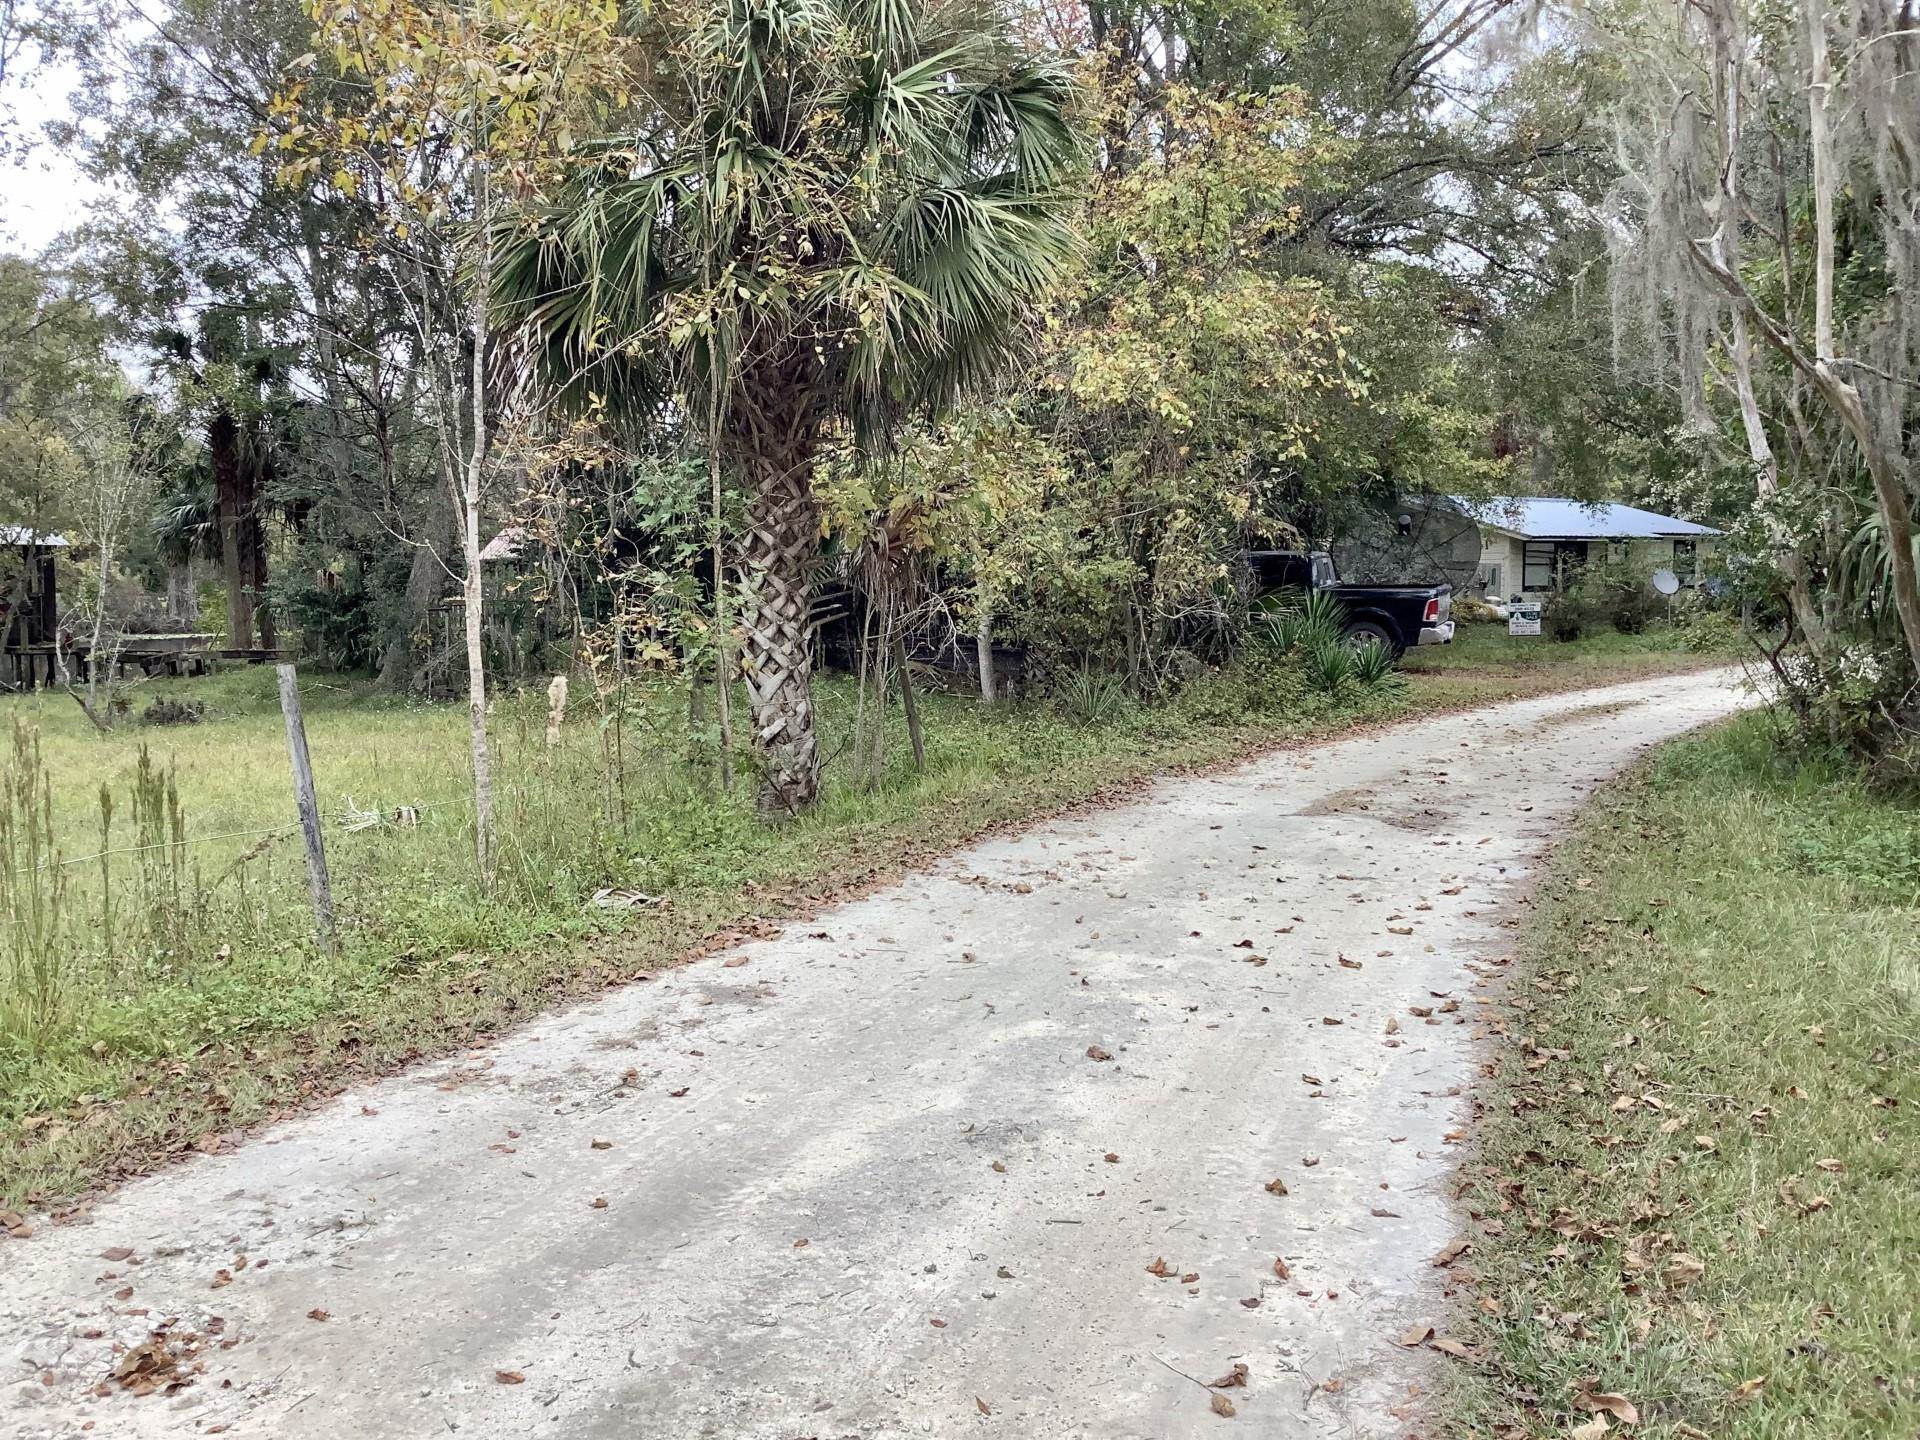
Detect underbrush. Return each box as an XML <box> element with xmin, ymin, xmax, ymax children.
<box><xmin>1452</xmin><ymin>711</ymin><xmax>1919</xmax><ymax>1438</ymax></box>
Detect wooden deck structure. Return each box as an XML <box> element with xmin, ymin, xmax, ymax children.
<box><xmin>3</xmin><ymin>526</ymin><xmax>248</xmax><ymax>689</ymax></box>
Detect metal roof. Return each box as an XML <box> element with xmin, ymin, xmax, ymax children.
<box><xmin>1451</xmin><ymin>497</ymin><xmax>1721</xmax><ymax>540</ymax></box>
<box><xmin>0</xmin><ymin>525</ymin><xmax>70</xmax><ymax>547</ymax></box>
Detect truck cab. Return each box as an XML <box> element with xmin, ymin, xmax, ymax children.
<box><xmin>1249</xmin><ymin>550</ymin><xmax>1454</xmax><ymax>656</ymax></box>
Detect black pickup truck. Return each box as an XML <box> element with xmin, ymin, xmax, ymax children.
<box><xmin>1248</xmin><ymin>550</ymin><xmax>1454</xmax><ymax>655</ymax></box>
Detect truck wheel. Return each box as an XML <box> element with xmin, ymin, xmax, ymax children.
<box><xmin>1341</xmin><ymin>620</ymin><xmax>1399</xmax><ymax>657</ymax></box>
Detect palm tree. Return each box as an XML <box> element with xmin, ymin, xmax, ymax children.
<box><xmin>495</xmin><ymin>0</ymin><xmax>1081</xmax><ymax>814</ymax></box>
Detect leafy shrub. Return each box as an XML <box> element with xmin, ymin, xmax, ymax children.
<box><xmin>1056</xmin><ymin>664</ymin><xmax>1132</xmax><ymax>726</ymax></box>
<box><xmin>140</xmin><ymin>698</ymin><xmax>205</xmax><ymax>727</ymax></box>
<box><xmin>1673</xmin><ymin>602</ymin><xmax>1745</xmax><ymax>655</ymax></box>
<box><xmin>1556</xmin><ymin>562</ymin><xmax>1657</xmax><ymax>636</ymax></box>
<box><xmin>1542</xmin><ymin>590</ymin><xmax>1595</xmax><ymax>641</ymax></box>
<box><xmin>1254</xmin><ymin>589</ymin><xmax>1347</xmax><ymax>657</ymax></box>
<box><xmin>1305</xmin><ymin>638</ymin><xmax>1355</xmax><ymax>692</ymax></box>
<box><xmin>1350</xmin><ymin>638</ymin><xmax>1399</xmax><ymax>687</ymax></box>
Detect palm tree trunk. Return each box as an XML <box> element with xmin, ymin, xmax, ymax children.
<box><xmin>732</xmin><ymin>401</ymin><xmax>821</xmax><ymax>817</ymax></box>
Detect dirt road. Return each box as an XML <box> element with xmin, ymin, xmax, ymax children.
<box><xmin>1</xmin><ymin>668</ymin><xmax>1752</xmax><ymax>1439</ymax></box>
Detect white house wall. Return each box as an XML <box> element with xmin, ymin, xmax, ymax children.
<box><xmin>1470</xmin><ymin>532</ymin><xmax>1715</xmax><ymax>601</ymax></box>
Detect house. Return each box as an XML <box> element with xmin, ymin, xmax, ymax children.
<box><xmin>1451</xmin><ymin>498</ymin><xmax>1722</xmax><ymax>602</ymax></box>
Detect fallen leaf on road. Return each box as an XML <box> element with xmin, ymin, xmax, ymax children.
<box><xmin>1146</xmin><ymin>1256</ymin><xmax>1173</xmax><ymax>1277</ymax></box>
<box><xmin>209</xmin><ymin>1270</ymin><xmax>232</xmax><ymax>1289</ymax></box>
<box><xmin>1210</xmin><ymin>1363</ymin><xmax>1248</xmax><ymax>1388</ymax></box>
<box><xmin>495</xmin><ymin>1370</ymin><xmax>525</xmax><ymax>1385</ymax></box>
<box><xmin>590</xmin><ymin>1138</ymin><xmax>613</xmax><ymax>1150</ymax></box>
<box><xmin>306</xmin><ymin>1309</ymin><xmax>328</xmax><ymax>1321</ymax></box>
<box><xmin>1104</xmin><ymin>1152</ymin><xmax>1120</xmax><ymax>1163</ymax></box>
<box><xmin>1433</xmin><ymin>1237</ymin><xmax>1470</xmax><ymax>1266</ymax></box>
<box><xmin>991</xmin><ymin>1161</ymin><xmax>1007</xmax><ymax>1173</ymax></box>
<box><xmin>590</xmin><ymin>1197</ymin><xmax>608</xmax><ymax>1210</ymax></box>
<box><xmin>1370</xmin><ymin>1207</ymin><xmax>1401</xmax><ymax>1218</ymax></box>
<box><xmin>722</xmin><ymin>956</ymin><xmax>750</xmax><ymax>968</ymax></box>
<box><xmin>1239</xmin><ymin>1296</ymin><xmax>1260</xmax><ymax>1309</ymax></box>
<box><xmin>1086</xmin><ymin>1045</ymin><xmax>1113</xmax><ymax>1062</ymax></box>
<box><xmin>1394</xmin><ymin>1324</ymin><xmax>1433</xmax><ymax>1348</ymax></box>
<box><xmin>1264</xmin><ymin>1178</ymin><xmax>1289</xmax><ymax>1196</ymax></box>
<box><xmin>929</xmin><ymin>1317</ymin><xmax>948</xmax><ymax>1328</ymax></box>
<box><xmin>101</xmin><ymin>1247</ymin><xmax>134</xmax><ymax>1262</ymax></box>
<box><xmin>1429</xmin><ymin>1336</ymin><xmax>1473</xmax><ymax>1359</ymax></box>
<box><xmin>668</xmin><ymin>1086</ymin><xmax>690</xmax><ymax>1097</ymax></box>
<box><xmin>976</xmin><ymin>1397</ymin><xmax>991</xmax><ymax>1415</ymax></box>
<box><xmin>1388</xmin><ymin>925</ymin><xmax>1413</xmax><ymax>936</ymax></box>
<box><xmin>1272</xmin><ymin>1257</ymin><xmax>1290</xmax><ymax>1280</ymax></box>
<box><xmin>1210</xmin><ymin>1392</ymin><xmax>1236</xmax><ymax>1417</ymax></box>
<box><xmin>1338</xmin><ymin>956</ymin><xmax>1362</xmax><ymax>970</ymax></box>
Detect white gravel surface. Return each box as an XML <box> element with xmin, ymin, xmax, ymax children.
<box><xmin>0</xmin><ymin>667</ymin><xmax>1753</xmax><ymax>1439</ymax></box>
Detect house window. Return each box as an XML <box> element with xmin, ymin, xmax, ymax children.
<box><xmin>1523</xmin><ymin>541</ymin><xmax>1587</xmax><ymax>592</ymax></box>
<box><xmin>1477</xmin><ymin>563</ymin><xmax>1502</xmax><ymax>596</ymax></box>
<box><xmin>1522</xmin><ymin>542</ymin><xmax>1557</xmax><ymax>592</ymax></box>
<box><xmin>1673</xmin><ymin>539</ymin><xmax>1698</xmax><ymax>578</ymax></box>
<box><xmin>1608</xmin><ymin>541</ymin><xmax>1628</xmax><ymax>563</ymax></box>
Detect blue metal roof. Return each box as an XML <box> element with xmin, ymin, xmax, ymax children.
<box><xmin>1450</xmin><ymin>497</ymin><xmax>1721</xmax><ymax>540</ymax></box>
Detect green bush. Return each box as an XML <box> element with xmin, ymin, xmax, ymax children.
<box><xmin>1351</xmin><ymin>638</ymin><xmax>1399</xmax><ymax>687</ymax></box>
<box><xmin>1560</xmin><ymin>562</ymin><xmax>1659</xmax><ymax>636</ymax></box>
<box><xmin>1542</xmin><ymin>589</ymin><xmax>1594</xmax><ymax>641</ymax></box>
<box><xmin>1305</xmin><ymin>638</ymin><xmax>1355</xmax><ymax>692</ymax></box>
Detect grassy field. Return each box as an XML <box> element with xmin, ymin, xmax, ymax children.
<box><xmin>1453</xmin><ymin>713</ymin><xmax>1919</xmax><ymax>1438</ymax></box>
<box><xmin>0</xmin><ymin>622</ymin><xmax>1724</xmax><ymax>1211</ymax></box>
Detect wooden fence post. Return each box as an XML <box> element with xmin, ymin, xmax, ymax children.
<box><xmin>276</xmin><ymin>662</ymin><xmax>338</xmax><ymax>956</ymax></box>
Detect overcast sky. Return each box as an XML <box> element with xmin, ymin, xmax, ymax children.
<box><xmin>2</xmin><ymin>57</ymin><xmax>113</xmax><ymax>256</ymax></box>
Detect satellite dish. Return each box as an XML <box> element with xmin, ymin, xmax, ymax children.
<box><xmin>1652</xmin><ymin>568</ymin><xmax>1681</xmax><ymax>596</ymax></box>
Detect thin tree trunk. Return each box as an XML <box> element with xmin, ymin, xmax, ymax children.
<box><xmin>710</xmin><ymin>445</ymin><xmax>734</xmax><ymax>791</ymax></box>
<box><xmin>211</xmin><ymin>408</ymin><xmax>252</xmax><ymax>649</ymax></box>
<box><xmin>975</xmin><ymin>595</ymin><xmax>996</xmax><ymax>704</ymax></box>
<box><xmin>462</xmin><ymin>203</ymin><xmax>495</xmax><ymax>887</ymax></box>
<box><xmin>167</xmin><ymin>560</ymin><xmax>198</xmax><ymax>628</ymax></box>
<box><xmin>894</xmin><ymin>629</ymin><xmax>925</xmax><ymax>773</ymax></box>
<box><xmin>378</xmin><ymin>484</ymin><xmax>454</xmax><ymax>691</ymax></box>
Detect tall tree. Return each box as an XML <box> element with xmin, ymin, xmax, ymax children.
<box><xmin>497</xmin><ymin>0</ymin><xmax>1082</xmax><ymax>814</ymax></box>
<box><xmin>283</xmin><ymin>0</ymin><xmax>636</xmax><ymax>879</ymax></box>
<box><xmin>1602</xmin><ymin>0</ymin><xmax>1920</xmax><ymax>675</ymax></box>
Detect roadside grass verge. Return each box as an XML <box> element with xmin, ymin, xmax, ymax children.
<box><xmin>1</xmin><ymin>631</ymin><xmax>1719</xmax><ymax>1214</ymax></box>
<box><xmin>1452</xmin><ymin>712</ymin><xmax>1919</xmax><ymax>1438</ymax></box>
<box><xmin>1400</xmin><ymin>621</ymin><xmax>1730</xmax><ymax>703</ymax></box>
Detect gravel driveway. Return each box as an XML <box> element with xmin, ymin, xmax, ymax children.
<box><xmin>1</xmin><ymin>667</ymin><xmax>1752</xmax><ymax>1439</ymax></box>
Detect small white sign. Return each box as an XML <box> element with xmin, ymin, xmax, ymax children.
<box><xmin>1508</xmin><ymin>603</ymin><xmax>1542</xmax><ymax>637</ymax></box>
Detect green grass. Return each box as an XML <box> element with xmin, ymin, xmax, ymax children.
<box><xmin>0</xmin><ymin>627</ymin><xmax>1721</xmax><ymax>1211</ymax></box>
<box><xmin>1402</xmin><ymin>618</ymin><xmax>1734</xmax><ymax>678</ymax></box>
<box><xmin>1452</xmin><ymin>713</ymin><xmax>1919</xmax><ymax>1439</ymax></box>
